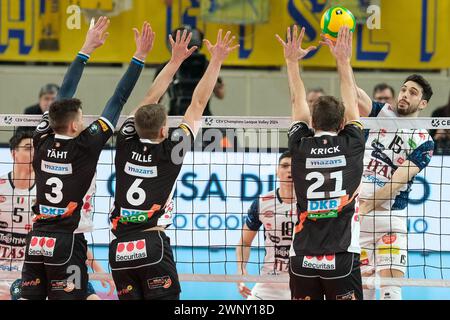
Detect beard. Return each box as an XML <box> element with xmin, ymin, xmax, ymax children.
<box><xmin>396</xmin><ymin>101</ymin><xmax>420</xmax><ymax>116</ymax></box>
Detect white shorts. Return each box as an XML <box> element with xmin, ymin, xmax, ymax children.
<box><xmin>247</xmin><ymin>282</ymin><xmax>291</xmax><ymax>300</ymax></box>
<box><xmin>359</xmin><ymin>211</ymin><xmax>407</xmax><ymax>274</ymax></box>
<box><xmin>0</xmin><ymin>280</ymin><xmax>14</xmax><ymax>300</ymax></box>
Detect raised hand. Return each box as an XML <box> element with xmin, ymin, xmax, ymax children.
<box><xmin>81</xmin><ymin>16</ymin><xmax>110</xmax><ymax>55</ymax></box>
<box><xmin>320</xmin><ymin>26</ymin><xmax>353</xmax><ymax>63</ymax></box>
<box><xmin>169</xmin><ymin>29</ymin><xmax>198</xmax><ymax>64</ymax></box>
<box><xmin>203</xmin><ymin>29</ymin><xmax>240</xmax><ymax>63</ymax></box>
<box><xmin>276</xmin><ymin>25</ymin><xmax>317</xmax><ymax>63</ymax></box>
<box><xmin>133</xmin><ymin>21</ymin><xmax>156</xmax><ymax>61</ymax></box>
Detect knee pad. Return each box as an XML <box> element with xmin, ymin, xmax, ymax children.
<box><xmin>380</xmin><ymin>286</ymin><xmax>402</xmax><ymax>300</ymax></box>
<box><xmin>363</xmin><ymin>288</ymin><xmax>376</xmax><ymax>300</ymax></box>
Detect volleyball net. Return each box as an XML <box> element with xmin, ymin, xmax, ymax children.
<box><xmin>1</xmin><ymin>115</ymin><xmax>450</xmax><ymax>290</ymax></box>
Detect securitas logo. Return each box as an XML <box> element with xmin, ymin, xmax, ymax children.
<box><xmin>28</xmin><ymin>236</ymin><xmax>56</xmax><ymax>257</ymax></box>
<box><xmin>40</xmin><ymin>205</ymin><xmax>65</xmax><ymax>216</ymax></box>
<box><xmin>116</xmin><ymin>239</ymin><xmax>147</xmax><ymax>262</ymax></box>
<box><xmin>302</xmin><ymin>255</ymin><xmax>336</xmax><ymax>270</ymax></box>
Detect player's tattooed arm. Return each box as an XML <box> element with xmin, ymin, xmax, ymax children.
<box><xmin>276</xmin><ymin>26</ymin><xmax>316</xmax><ymax>124</ymax></box>
<box><xmin>183</xmin><ymin>29</ymin><xmax>239</xmax><ymax>135</ymax></box>
<box><xmin>322</xmin><ymin>26</ymin><xmax>359</xmax><ymax>121</ymax></box>
<box><xmin>100</xmin><ymin>22</ymin><xmax>155</xmax><ymax>127</ymax></box>
<box><xmin>360</xmin><ymin>161</ymin><xmax>421</xmax><ymax>214</ymax></box>
<box><xmin>57</xmin><ymin>17</ymin><xmax>110</xmax><ymax>100</ymax></box>
<box><xmin>134</xmin><ymin>29</ymin><xmax>198</xmax><ymax>113</ymax></box>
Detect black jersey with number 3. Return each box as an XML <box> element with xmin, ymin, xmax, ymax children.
<box><xmin>288</xmin><ymin>121</ymin><xmax>365</xmax><ymax>256</ymax></box>
<box><xmin>32</xmin><ymin>112</ymin><xmax>114</xmax><ymax>233</ymax></box>
<box><xmin>110</xmin><ymin>116</ymin><xmax>194</xmax><ymax>237</ymax></box>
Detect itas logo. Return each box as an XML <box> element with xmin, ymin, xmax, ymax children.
<box><xmin>39</xmin><ymin>205</ymin><xmax>65</xmax><ymax>216</ymax></box>
<box><xmin>116</xmin><ymin>239</ymin><xmax>147</xmax><ymax>262</ymax></box>
<box><xmin>302</xmin><ymin>254</ymin><xmax>336</xmax><ymax>270</ymax></box>
<box><xmin>28</xmin><ymin>236</ymin><xmax>56</xmax><ymax>257</ymax></box>
<box><xmin>147</xmin><ymin>276</ymin><xmax>172</xmax><ymax>289</ymax></box>
<box><xmin>117</xmin><ymin>285</ymin><xmax>133</xmax><ymax>296</ymax></box>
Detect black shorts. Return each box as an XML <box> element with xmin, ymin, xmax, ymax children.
<box><xmin>109</xmin><ymin>230</ymin><xmax>181</xmax><ymax>300</ymax></box>
<box><xmin>289</xmin><ymin>252</ymin><xmax>363</xmax><ymax>300</ymax></box>
<box><xmin>21</xmin><ymin>231</ymin><xmax>89</xmax><ymax>300</ymax></box>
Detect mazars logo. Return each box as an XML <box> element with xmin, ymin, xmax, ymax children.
<box><xmin>125</xmin><ymin>162</ymin><xmax>157</xmax><ymax>178</ymax></box>
<box><xmin>28</xmin><ymin>236</ymin><xmax>56</xmax><ymax>257</ymax></box>
<box><xmin>116</xmin><ymin>239</ymin><xmax>147</xmax><ymax>262</ymax></box>
<box><xmin>41</xmin><ymin>161</ymin><xmax>72</xmax><ymax>175</ymax></box>
<box><xmin>308</xmin><ymin>198</ymin><xmax>341</xmax><ymax>212</ymax></box>
<box><xmin>306</xmin><ymin>155</ymin><xmax>346</xmax><ymax>169</ymax></box>
<box><xmin>302</xmin><ymin>254</ymin><xmax>336</xmax><ymax>270</ymax></box>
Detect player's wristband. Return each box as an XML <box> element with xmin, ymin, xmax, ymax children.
<box><xmin>131</xmin><ymin>56</ymin><xmax>145</xmax><ymax>67</ymax></box>
<box><xmin>77</xmin><ymin>51</ymin><xmax>90</xmax><ymax>63</ymax></box>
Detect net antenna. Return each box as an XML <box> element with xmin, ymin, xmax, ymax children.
<box><xmin>326</xmin><ymin>0</ymin><xmax>381</xmax><ymax>24</ymax></box>
<box><xmin>77</xmin><ymin>0</ymin><xmax>134</xmax><ymax>23</ymax></box>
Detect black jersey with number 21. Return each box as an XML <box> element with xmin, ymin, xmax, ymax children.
<box><xmin>288</xmin><ymin>121</ymin><xmax>365</xmax><ymax>256</ymax></box>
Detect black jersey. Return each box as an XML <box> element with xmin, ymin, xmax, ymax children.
<box><xmin>32</xmin><ymin>112</ymin><xmax>113</xmax><ymax>233</ymax></box>
<box><xmin>288</xmin><ymin>121</ymin><xmax>365</xmax><ymax>256</ymax></box>
<box><xmin>110</xmin><ymin>116</ymin><xmax>194</xmax><ymax>237</ymax></box>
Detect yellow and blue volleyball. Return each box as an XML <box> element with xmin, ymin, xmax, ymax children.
<box><xmin>320</xmin><ymin>6</ymin><xmax>356</xmax><ymax>41</ymax></box>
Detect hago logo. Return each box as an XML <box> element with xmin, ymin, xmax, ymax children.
<box><xmin>117</xmin><ymin>285</ymin><xmax>133</xmax><ymax>296</ymax></box>
<box><xmin>116</xmin><ymin>239</ymin><xmax>147</xmax><ymax>261</ymax></box>
<box><xmin>28</xmin><ymin>236</ymin><xmax>56</xmax><ymax>257</ymax></box>
<box><xmin>147</xmin><ymin>276</ymin><xmax>172</xmax><ymax>289</ymax></box>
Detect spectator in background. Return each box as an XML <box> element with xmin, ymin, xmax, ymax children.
<box><xmin>23</xmin><ymin>83</ymin><xmax>59</xmax><ymax>115</ymax></box>
<box><xmin>306</xmin><ymin>87</ymin><xmax>325</xmax><ymax>109</ymax></box>
<box><xmin>155</xmin><ymin>26</ymin><xmax>224</xmax><ymax>116</ymax></box>
<box><xmin>373</xmin><ymin>83</ymin><xmax>395</xmax><ymax>106</ymax></box>
<box><xmin>431</xmin><ymin>91</ymin><xmax>450</xmax><ymax>155</ymax></box>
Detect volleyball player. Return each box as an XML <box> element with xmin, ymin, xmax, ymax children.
<box><xmin>20</xmin><ymin>19</ymin><xmax>154</xmax><ymax>300</ymax></box>
<box><xmin>236</xmin><ymin>151</ymin><xmax>295</xmax><ymax>300</ymax></box>
<box><xmin>277</xmin><ymin>26</ymin><xmax>364</xmax><ymax>300</ymax></box>
<box><xmin>322</xmin><ymin>36</ymin><xmax>435</xmax><ymax>302</ymax></box>
<box><xmin>108</xmin><ymin>29</ymin><xmax>239</xmax><ymax>300</ymax></box>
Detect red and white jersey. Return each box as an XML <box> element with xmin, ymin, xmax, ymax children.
<box><xmin>245</xmin><ymin>189</ymin><xmax>296</xmax><ymax>275</ymax></box>
<box><xmin>0</xmin><ymin>173</ymin><xmax>35</xmax><ymax>272</ymax></box>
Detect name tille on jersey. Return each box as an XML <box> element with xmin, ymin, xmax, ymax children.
<box><xmin>131</xmin><ymin>151</ymin><xmax>152</xmax><ymax>163</ymax></box>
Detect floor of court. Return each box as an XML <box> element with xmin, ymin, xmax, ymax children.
<box><xmin>89</xmin><ymin>246</ymin><xmax>450</xmax><ymax>300</ymax></box>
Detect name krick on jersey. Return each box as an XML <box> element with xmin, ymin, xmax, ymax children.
<box><xmin>310</xmin><ymin>146</ymin><xmax>340</xmax><ymax>155</ymax></box>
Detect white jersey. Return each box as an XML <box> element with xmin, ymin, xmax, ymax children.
<box><xmin>245</xmin><ymin>189</ymin><xmax>295</xmax><ymax>275</ymax></box>
<box><xmin>74</xmin><ymin>176</ymin><xmax>96</xmax><ymax>234</ymax></box>
<box><xmin>0</xmin><ymin>173</ymin><xmax>35</xmax><ymax>273</ymax></box>
<box><xmin>361</xmin><ymin>102</ymin><xmax>434</xmax><ymax>211</ymax></box>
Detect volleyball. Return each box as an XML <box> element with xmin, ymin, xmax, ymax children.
<box><xmin>321</xmin><ymin>6</ymin><xmax>356</xmax><ymax>41</ymax></box>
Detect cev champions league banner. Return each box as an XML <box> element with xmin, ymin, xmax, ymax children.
<box><xmin>0</xmin><ymin>0</ymin><xmax>449</xmax><ymax>69</ymax></box>
<box><xmin>0</xmin><ymin>148</ymin><xmax>449</xmax><ymax>251</ymax></box>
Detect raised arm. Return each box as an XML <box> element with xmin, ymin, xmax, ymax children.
<box><xmin>183</xmin><ymin>30</ymin><xmax>239</xmax><ymax>134</ymax></box>
<box><xmin>321</xmin><ymin>30</ymin><xmax>372</xmax><ymax>117</ymax></box>
<box><xmin>276</xmin><ymin>26</ymin><xmax>316</xmax><ymax>123</ymax></box>
<box><xmin>236</xmin><ymin>225</ymin><xmax>258</xmax><ymax>299</ymax></box>
<box><xmin>131</xmin><ymin>29</ymin><xmax>198</xmax><ymax>115</ymax></box>
<box><xmin>58</xmin><ymin>17</ymin><xmax>110</xmax><ymax>100</ymax></box>
<box><xmin>321</xmin><ymin>27</ymin><xmax>359</xmax><ymax>121</ymax></box>
<box><xmin>100</xmin><ymin>22</ymin><xmax>155</xmax><ymax>127</ymax></box>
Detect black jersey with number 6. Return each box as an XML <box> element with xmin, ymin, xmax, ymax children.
<box><xmin>32</xmin><ymin>112</ymin><xmax>114</xmax><ymax>233</ymax></box>
<box><xmin>110</xmin><ymin>116</ymin><xmax>194</xmax><ymax>237</ymax></box>
<box><xmin>288</xmin><ymin>121</ymin><xmax>365</xmax><ymax>256</ymax></box>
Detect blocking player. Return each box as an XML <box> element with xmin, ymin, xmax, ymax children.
<box><xmin>277</xmin><ymin>26</ymin><xmax>364</xmax><ymax>300</ymax></box>
<box><xmin>236</xmin><ymin>151</ymin><xmax>295</xmax><ymax>300</ymax></box>
<box><xmin>20</xmin><ymin>19</ymin><xmax>154</xmax><ymax>300</ymax></box>
<box><xmin>322</xmin><ymin>39</ymin><xmax>435</xmax><ymax>302</ymax></box>
<box><xmin>109</xmin><ymin>29</ymin><xmax>239</xmax><ymax>300</ymax></box>
<box><xmin>0</xmin><ymin>131</ymin><xmax>35</xmax><ymax>299</ymax></box>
